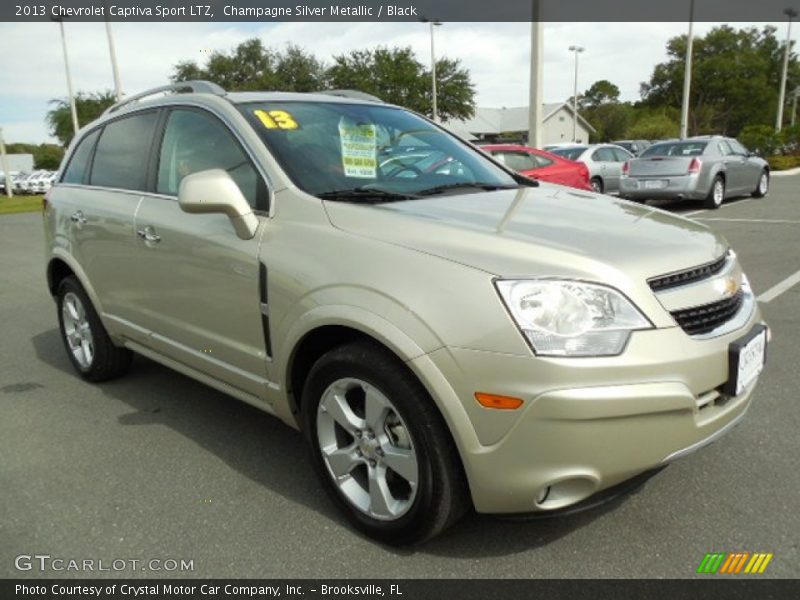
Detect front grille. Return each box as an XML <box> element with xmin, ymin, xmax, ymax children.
<box><xmin>670</xmin><ymin>289</ymin><xmax>744</xmax><ymax>336</ymax></box>
<box><xmin>648</xmin><ymin>253</ymin><xmax>728</xmax><ymax>292</ymax></box>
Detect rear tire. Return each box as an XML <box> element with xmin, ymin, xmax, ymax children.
<box><xmin>302</xmin><ymin>339</ymin><xmax>469</xmax><ymax>545</ymax></box>
<box><xmin>57</xmin><ymin>276</ymin><xmax>132</xmax><ymax>382</ymax></box>
<box><xmin>703</xmin><ymin>176</ymin><xmax>725</xmax><ymax>209</ymax></box>
<box><xmin>590</xmin><ymin>177</ymin><xmax>604</xmax><ymax>194</ymax></box>
<box><xmin>752</xmin><ymin>170</ymin><xmax>769</xmax><ymax>198</ymax></box>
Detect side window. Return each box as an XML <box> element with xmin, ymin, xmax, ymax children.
<box><xmin>496</xmin><ymin>151</ymin><xmax>537</xmax><ymax>172</ymax></box>
<box><xmin>612</xmin><ymin>148</ymin><xmax>631</xmax><ymax>162</ymax></box>
<box><xmin>533</xmin><ymin>154</ymin><xmax>554</xmax><ymax>168</ymax></box>
<box><xmin>592</xmin><ymin>147</ymin><xmax>615</xmax><ymax>162</ymax></box>
<box><xmin>90</xmin><ymin>111</ymin><xmax>158</xmax><ymax>191</ymax></box>
<box><xmin>729</xmin><ymin>140</ymin><xmax>748</xmax><ymax>155</ymax></box>
<box><xmin>718</xmin><ymin>141</ymin><xmax>734</xmax><ymax>156</ymax></box>
<box><xmin>62</xmin><ymin>129</ymin><xmax>101</xmax><ymax>184</ymax></box>
<box><xmin>157</xmin><ymin>109</ymin><xmax>264</xmax><ymax>209</ymax></box>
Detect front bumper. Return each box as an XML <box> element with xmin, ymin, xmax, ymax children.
<box><xmin>410</xmin><ymin>309</ymin><xmax>766</xmax><ymax>514</ymax></box>
<box><xmin>619</xmin><ymin>174</ymin><xmax>707</xmax><ymax>200</ymax></box>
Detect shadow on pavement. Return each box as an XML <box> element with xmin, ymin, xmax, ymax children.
<box><xmin>31</xmin><ymin>327</ymin><xmax>653</xmax><ymax>558</ymax></box>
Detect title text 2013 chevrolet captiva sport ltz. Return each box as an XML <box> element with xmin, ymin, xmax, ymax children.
<box><xmin>44</xmin><ymin>82</ymin><xmax>769</xmax><ymax>544</ymax></box>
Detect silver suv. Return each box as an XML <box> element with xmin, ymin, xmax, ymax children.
<box><xmin>45</xmin><ymin>82</ymin><xmax>769</xmax><ymax>544</ymax></box>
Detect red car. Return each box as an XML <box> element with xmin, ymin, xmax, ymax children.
<box><xmin>482</xmin><ymin>144</ymin><xmax>592</xmax><ymax>191</ymax></box>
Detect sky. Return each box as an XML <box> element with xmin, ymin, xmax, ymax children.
<box><xmin>0</xmin><ymin>20</ymin><xmax>793</xmax><ymax>144</ymax></box>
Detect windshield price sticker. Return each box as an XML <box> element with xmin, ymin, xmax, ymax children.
<box><xmin>339</xmin><ymin>118</ymin><xmax>377</xmax><ymax>178</ymax></box>
<box><xmin>254</xmin><ymin>109</ymin><xmax>299</xmax><ymax>130</ymax></box>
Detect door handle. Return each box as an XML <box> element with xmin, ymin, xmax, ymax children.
<box><xmin>136</xmin><ymin>226</ymin><xmax>162</xmax><ymax>244</ymax></box>
<box><xmin>70</xmin><ymin>211</ymin><xmax>87</xmax><ymax>225</ymax></box>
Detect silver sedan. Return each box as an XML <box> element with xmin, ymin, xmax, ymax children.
<box><xmin>548</xmin><ymin>144</ymin><xmax>634</xmax><ymax>194</ymax></box>
<box><xmin>619</xmin><ymin>136</ymin><xmax>770</xmax><ymax>209</ymax></box>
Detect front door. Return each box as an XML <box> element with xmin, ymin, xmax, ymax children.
<box><xmin>130</xmin><ymin>107</ymin><xmax>272</xmax><ymax>397</ymax></box>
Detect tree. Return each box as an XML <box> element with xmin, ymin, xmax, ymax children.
<box><xmin>328</xmin><ymin>46</ymin><xmax>475</xmax><ymax>120</ymax></box>
<box><xmin>626</xmin><ymin>110</ymin><xmax>680</xmax><ymax>140</ymax></box>
<box><xmin>641</xmin><ymin>25</ymin><xmax>799</xmax><ymax>136</ymax></box>
<box><xmin>46</xmin><ymin>91</ymin><xmax>116</xmax><ymax>146</ymax></box>
<box><xmin>579</xmin><ymin>80</ymin><xmax>621</xmax><ymax>110</ymax></box>
<box><xmin>171</xmin><ymin>39</ymin><xmax>476</xmax><ymax>121</ymax></box>
<box><xmin>172</xmin><ymin>39</ymin><xmax>327</xmax><ymax>93</ymax></box>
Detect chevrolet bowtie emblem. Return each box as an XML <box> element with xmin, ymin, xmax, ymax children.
<box><xmin>716</xmin><ymin>277</ymin><xmax>739</xmax><ymax>297</ymax></box>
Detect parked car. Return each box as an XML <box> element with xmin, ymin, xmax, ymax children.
<box><xmin>45</xmin><ymin>82</ymin><xmax>768</xmax><ymax>544</ymax></box>
<box><xmin>0</xmin><ymin>170</ymin><xmax>19</xmax><ymax>192</ymax></box>
<box><xmin>22</xmin><ymin>170</ymin><xmax>50</xmax><ymax>194</ymax></box>
<box><xmin>482</xmin><ymin>144</ymin><xmax>591</xmax><ymax>191</ymax></box>
<box><xmin>548</xmin><ymin>144</ymin><xmax>634</xmax><ymax>194</ymax></box>
<box><xmin>619</xmin><ymin>136</ymin><xmax>770</xmax><ymax>209</ymax></box>
<box><xmin>12</xmin><ymin>171</ymin><xmax>32</xmax><ymax>194</ymax></box>
<box><xmin>31</xmin><ymin>171</ymin><xmax>56</xmax><ymax>194</ymax></box>
<box><xmin>611</xmin><ymin>139</ymin><xmax>651</xmax><ymax>157</ymax></box>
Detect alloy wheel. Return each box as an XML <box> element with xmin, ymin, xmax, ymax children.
<box><xmin>61</xmin><ymin>292</ymin><xmax>94</xmax><ymax>369</ymax></box>
<box><xmin>316</xmin><ymin>377</ymin><xmax>419</xmax><ymax>521</ymax></box>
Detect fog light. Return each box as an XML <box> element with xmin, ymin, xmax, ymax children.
<box><xmin>535</xmin><ymin>486</ymin><xmax>550</xmax><ymax>505</ymax></box>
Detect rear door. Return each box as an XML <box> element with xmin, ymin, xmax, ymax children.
<box><xmin>592</xmin><ymin>147</ymin><xmax>621</xmax><ymax>191</ymax></box>
<box><xmin>130</xmin><ymin>106</ymin><xmax>271</xmax><ymax>396</ymax></box>
<box><xmin>56</xmin><ymin>110</ymin><xmax>159</xmax><ymax>333</ymax></box>
<box><xmin>718</xmin><ymin>140</ymin><xmax>748</xmax><ymax>193</ymax></box>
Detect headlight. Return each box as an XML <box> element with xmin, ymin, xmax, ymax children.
<box><xmin>495</xmin><ymin>280</ymin><xmax>652</xmax><ymax>357</ymax></box>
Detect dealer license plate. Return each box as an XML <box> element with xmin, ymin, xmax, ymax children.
<box><xmin>727</xmin><ymin>326</ymin><xmax>767</xmax><ymax>396</ymax></box>
<box><xmin>644</xmin><ymin>179</ymin><xmax>668</xmax><ymax>189</ymax></box>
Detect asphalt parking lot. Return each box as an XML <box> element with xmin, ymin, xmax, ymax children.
<box><xmin>1</xmin><ymin>175</ymin><xmax>798</xmax><ymax>579</ymax></box>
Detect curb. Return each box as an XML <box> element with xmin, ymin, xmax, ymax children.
<box><xmin>772</xmin><ymin>167</ymin><xmax>800</xmax><ymax>177</ymax></box>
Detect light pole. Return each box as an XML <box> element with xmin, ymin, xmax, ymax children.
<box><xmin>568</xmin><ymin>45</ymin><xmax>584</xmax><ymax>142</ymax></box>
<box><xmin>54</xmin><ymin>17</ymin><xmax>80</xmax><ymax>136</ymax></box>
<box><xmin>423</xmin><ymin>20</ymin><xmax>443</xmax><ymax>122</ymax></box>
<box><xmin>0</xmin><ymin>126</ymin><xmax>13</xmax><ymax>198</ymax></box>
<box><xmin>528</xmin><ymin>5</ymin><xmax>544</xmax><ymax>148</ymax></box>
<box><xmin>792</xmin><ymin>87</ymin><xmax>799</xmax><ymax>127</ymax></box>
<box><xmin>679</xmin><ymin>0</ymin><xmax>695</xmax><ymax>139</ymax></box>
<box><xmin>105</xmin><ymin>20</ymin><xmax>122</xmax><ymax>101</ymax></box>
<box><xmin>776</xmin><ymin>8</ymin><xmax>797</xmax><ymax>132</ymax></box>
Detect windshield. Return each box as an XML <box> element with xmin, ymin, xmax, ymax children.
<box><xmin>239</xmin><ymin>101</ymin><xmax>519</xmax><ymax>199</ymax></box>
<box><xmin>641</xmin><ymin>142</ymin><xmax>707</xmax><ymax>158</ymax></box>
<box><xmin>549</xmin><ymin>146</ymin><xmax>586</xmax><ymax>161</ymax></box>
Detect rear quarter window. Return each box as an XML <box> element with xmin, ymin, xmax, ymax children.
<box><xmin>61</xmin><ymin>129</ymin><xmax>101</xmax><ymax>185</ymax></box>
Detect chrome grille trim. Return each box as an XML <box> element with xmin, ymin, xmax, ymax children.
<box><xmin>648</xmin><ymin>252</ymin><xmax>729</xmax><ymax>292</ymax></box>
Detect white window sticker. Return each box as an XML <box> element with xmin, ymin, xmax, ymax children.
<box><xmin>338</xmin><ymin>117</ymin><xmax>377</xmax><ymax>178</ymax></box>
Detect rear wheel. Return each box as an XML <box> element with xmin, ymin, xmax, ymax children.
<box><xmin>302</xmin><ymin>340</ymin><xmax>469</xmax><ymax>545</ymax></box>
<box><xmin>703</xmin><ymin>176</ymin><xmax>725</xmax><ymax>209</ymax></box>
<box><xmin>590</xmin><ymin>177</ymin><xmax>603</xmax><ymax>194</ymax></box>
<box><xmin>752</xmin><ymin>170</ymin><xmax>769</xmax><ymax>198</ymax></box>
<box><xmin>57</xmin><ymin>276</ymin><xmax>132</xmax><ymax>381</ymax></box>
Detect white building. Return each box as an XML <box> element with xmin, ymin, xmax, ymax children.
<box><xmin>444</xmin><ymin>103</ymin><xmax>595</xmax><ymax>147</ymax></box>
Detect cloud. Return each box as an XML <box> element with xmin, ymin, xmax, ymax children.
<box><xmin>0</xmin><ymin>20</ymin><xmax>790</xmax><ymax>143</ymax></box>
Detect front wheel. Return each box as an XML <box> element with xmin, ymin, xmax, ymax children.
<box><xmin>302</xmin><ymin>340</ymin><xmax>468</xmax><ymax>545</ymax></box>
<box><xmin>752</xmin><ymin>170</ymin><xmax>769</xmax><ymax>198</ymax></box>
<box><xmin>703</xmin><ymin>176</ymin><xmax>725</xmax><ymax>209</ymax></box>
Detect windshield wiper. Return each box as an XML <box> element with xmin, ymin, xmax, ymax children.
<box><xmin>416</xmin><ymin>182</ymin><xmax>522</xmax><ymax>196</ymax></box>
<box><xmin>316</xmin><ymin>187</ymin><xmax>420</xmax><ymax>203</ymax></box>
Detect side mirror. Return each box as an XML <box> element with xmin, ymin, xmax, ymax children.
<box><xmin>178</xmin><ymin>169</ymin><xmax>259</xmax><ymax>240</ymax></box>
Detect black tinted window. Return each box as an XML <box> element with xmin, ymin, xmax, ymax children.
<box><xmin>62</xmin><ymin>129</ymin><xmax>100</xmax><ymax>184</ymax></box>
<box><xmin>90</xmin><ymin>111</ymin><xmax>158</xmax><ymax>190</ymax></box>
<box><xmin>157</xmin><ymin>109</ymin><xmax>263</xmax><ymax>209</ymax></box>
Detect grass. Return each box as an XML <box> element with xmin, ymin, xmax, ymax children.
<box><xmin>0</xmin><ymin>194</ymin><xmax>43</xmax><ymax>215</ymax></box>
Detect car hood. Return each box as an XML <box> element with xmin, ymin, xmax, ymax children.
<box><xmin>323</xmin><ymin>184</ymin><xmax>727</xmax><ymax>282</ymax></box>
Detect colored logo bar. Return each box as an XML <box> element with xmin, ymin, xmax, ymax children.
<box><xmin>697</xmin><ymin>552</ymin><xmax>773</xmax><ymax>574</ymax></box>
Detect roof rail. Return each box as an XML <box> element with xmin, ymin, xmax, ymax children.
<box><xmin>318</xmin><ymin>89</ymin><xmax>384</xmax><ymax>103</ymax></box>
<box><xmin>104</xmin><ymin>80</ymin><xmax>226</xmax><ymax>115</ymax></box>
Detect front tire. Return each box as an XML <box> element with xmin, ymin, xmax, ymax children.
<box><xmin>752</xmin><ymin>170</ymin><xmax>769</xmax><ymax>198</ymax></box>
<box><xmin>703</xmin><ymin>175</ymin><xmax>725</xmax><ymax>209</ymax></box>
<box><xmin>57</xmin><ymin>276</ymin><xmax>132</xmax><ymax>382</ymax></box>
<box><xmin>302</xmin><ymin>340</ymin><xmax>469</xmax><ymax>545</ymax></box>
